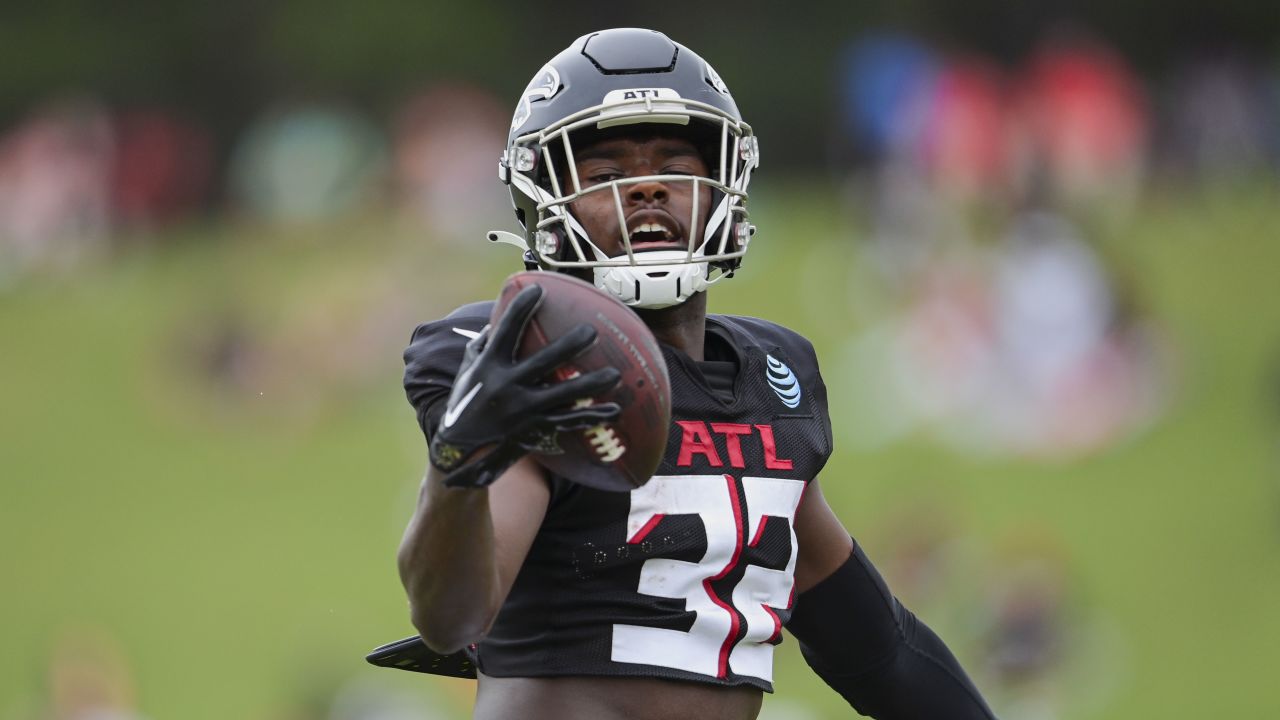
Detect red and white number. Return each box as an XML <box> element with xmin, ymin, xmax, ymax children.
<box><xmin>610</xmin><ymin>474</ymin><xmax>806</xmax><ymax>683</ymax></box>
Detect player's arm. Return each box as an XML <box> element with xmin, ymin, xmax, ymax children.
<box><xmin>789</xmin><ymin>482</ymin><xmax>997</xmax><ymax>719</ymax></box>
<box><xmin>397</xmin><ymin>456</ymin><xmax>548</xmax><ymax>654</ymax></box>
<box><xmin>396</xmin><ymin>285</ymin><xmax>621</xmax><ymax>654</ymax></box>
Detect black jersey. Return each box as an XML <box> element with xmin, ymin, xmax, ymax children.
<box><xmin>404</xmin><ymin>301</ymin><xmax>834</xmax><ymax>692</ymax></box>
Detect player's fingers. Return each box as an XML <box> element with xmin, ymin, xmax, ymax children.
<box><xmin>490</xmin><ymin>284</ymin><xmax>543</xmax><ymax>358</ymax></box>
<box><xmin>535</xmin><ymin>367</ymin><xmax>621</xmax><ymax>408</ymax></box>
<box><xmin>545</xmin><ymin>402</ymin><xmax>622</xmax><ymax>430</ymax></box>
<box><xmin>514</xmin><ymin>324</ymin><xmax>597</xmax><ymax>382</ymax></box>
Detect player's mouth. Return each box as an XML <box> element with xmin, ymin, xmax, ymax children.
<box><xmin>625</xmin><ymin>212</ymin><xmax>685</xmax><ymax>251</ymax></box>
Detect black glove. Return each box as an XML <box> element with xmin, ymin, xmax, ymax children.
<box><xmin>428</xmin><ymin>284</ymin><xmax>621</xmax><ymax>488</ymax></box>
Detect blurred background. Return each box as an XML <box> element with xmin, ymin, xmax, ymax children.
<box><xmin>2</xmin><ymin>2</ymin><xmax>1278</xmax><ymax>718</ymax></box>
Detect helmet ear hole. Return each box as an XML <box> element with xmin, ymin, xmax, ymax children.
<box><xmin>535</xmin><ymin>229</ymin><xmax>563</xmax><ymax>258</ymax></box>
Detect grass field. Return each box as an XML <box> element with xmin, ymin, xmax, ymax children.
<box><xmin>2</xmin><ymin>179</ymin><xmax>1278</xmax><ymax>718</ymax></box>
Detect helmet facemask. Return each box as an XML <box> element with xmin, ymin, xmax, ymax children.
<box><xmin>504</xmin><ymin>95</ymin><xmax>760</xmax><ymax>309</ymax></box>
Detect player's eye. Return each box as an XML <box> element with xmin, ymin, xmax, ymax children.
<box><xmin>590</xmin><ymin>172</ymin><xmax>621</xmax><ymax>182</ymax></box>
<box><xmin>662</xmin><ymin>159</ymin><xmax>706</xmax><ymax>177</ymax></box>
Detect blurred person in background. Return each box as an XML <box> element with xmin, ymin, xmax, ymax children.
<box><xmin>840</xmin><ymin>208</ymin><xmax>1164</xmax><ymax>457</ymax></box>
<box><xmin>0</xmin><ymin>99</ymin><xmax>113</xmax><ymax>286</ymax></box>
<box><xmin>1163</xmin><ymin>55</ymin><xmax>1276</xmax><ymax>181</ymax></box>
<box><xmin>373</xmin><ymin>28</ymin><xmax>996</xmax><ymax>720</ymax></box>
<box><xmin>0</xmin><ymin>100</ymin><xmax>212</xmax><ymax>288</ymax></box>
<box><xmin>391</xmin><ymin>83</ymin><xmax>510</xmax><ymax>242</ymax></box>
<box><xmin>1010</xmin><ymin>31</ymin><xmax>1149</xmax><ymax>218</ymax></box>
<box><xmin>37</xmin><ymin>626</ymin><xmax>150</xmax><ymax>720</ymax></box>
<box><xmin>833</xmin><ymin>27</ymin><xmax>1164</xmax><ymax>458</ymax></box>
<box><xmin>108</xmin><ymin>108</ymin><xmax>212</xmax><ymax>234</ymax></box>
<box><xmin>227</xmin><ymin>103</ymin><xmax>388</xmax><ymax>224</ymax></box>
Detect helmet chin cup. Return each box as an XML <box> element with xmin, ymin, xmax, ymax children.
<box><xmin>593</xmin><ymin>251</ymin><xmax>711</xmax><ymax>309</ymax></box>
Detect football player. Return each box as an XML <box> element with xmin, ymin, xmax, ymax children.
<box><xmin>377</xmin><ymin>28</ymin><xmax>997</xmax><ymax>720</ymax></box>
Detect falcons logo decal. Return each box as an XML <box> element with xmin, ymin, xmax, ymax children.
<box><xmin>511</xmin><ymin>64</ymin><xmax>562</xmax><ymax>131</ymax></box>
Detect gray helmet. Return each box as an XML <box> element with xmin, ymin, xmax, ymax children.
<box><xmin>493</xmin><ymin>28</ymin><xmax>760</xmax><ymax>309</ymax></box>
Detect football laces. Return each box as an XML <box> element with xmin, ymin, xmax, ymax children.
<box><xmin>571</xmin><ymin>394</ymin><xmax>626</xmax><ymax>462</ymax></box>
<box><xmin>586</xmin><ymin>424</ymin><xmax>626</xmax><ymax>462</ymax></box>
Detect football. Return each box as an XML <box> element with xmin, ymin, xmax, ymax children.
<box><xmin>491</xmin><ymin>271</ymin><xmax>671</xmax><ymax>492</ymax></box>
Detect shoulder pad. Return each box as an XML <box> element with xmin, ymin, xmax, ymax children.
<box><xmin>709</xmin><ymin>314</ymin><xmax>817</xmax><ymax>360</ymax></box>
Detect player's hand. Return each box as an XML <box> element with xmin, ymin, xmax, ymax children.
<box><xmin>426</xmin><ymin>284</ymin><xmax>622</xmax><ymax>488</ymax></box>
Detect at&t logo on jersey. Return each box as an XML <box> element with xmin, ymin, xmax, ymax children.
<box><xmin>764</xmin><ymin>354</ymin><xmax>801</xmax><ymax>409</ymax></box>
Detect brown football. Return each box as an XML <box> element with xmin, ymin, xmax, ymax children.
<box><xmin>491</xmin><ymin>271</ymin><xmax>671</xmax><ymax>492</ymax></box>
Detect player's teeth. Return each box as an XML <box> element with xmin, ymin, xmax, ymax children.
<box><xmin>629</xmin><ymin>223</ymin><xmax>670</xmax><ymax>239</ymax></box>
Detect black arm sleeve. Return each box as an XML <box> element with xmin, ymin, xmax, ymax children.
<box><xmin>785</xmin><ymin>542</ymin><xmax>997</xmax><ymax>719</ymax></box>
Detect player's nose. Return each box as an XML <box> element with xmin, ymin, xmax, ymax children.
<box><xmin>626</xmin><ymin>180</ymin><xmax>668</xmax><ymax>204</ymax></box>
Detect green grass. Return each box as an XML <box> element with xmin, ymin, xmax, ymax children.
<box><xmin>2</xmin><ymin>181</ymin><xmax>1278</xmax><ymax>718</ymax></box>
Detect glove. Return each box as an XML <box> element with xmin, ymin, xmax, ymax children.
<box><xmin>427</xmin><ymin>284</ymin><xmax>622</xmax><ymax>488</ymax></box>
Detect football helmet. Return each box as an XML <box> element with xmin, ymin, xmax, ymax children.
<box><xmin>493</xmin><ymin>28</ymin><xmax>760</xmax><ymax>309</ymax></box>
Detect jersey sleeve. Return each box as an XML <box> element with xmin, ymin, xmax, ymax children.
<box><xmin>779</xmin><ymin>325</ymin><xmax>834</xmax><ymax>477</ymax></box>
<box><xmin>402</xmin><ymin>301</ymin><xmax>494</xmax><ymax>440</ymax></box>
<box><xmin>798</xmin><ymin>332</ymin><xmax>835</xmax><ymax>475</ymax></box>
